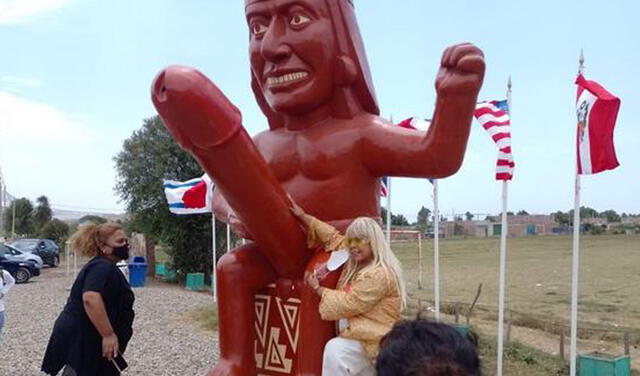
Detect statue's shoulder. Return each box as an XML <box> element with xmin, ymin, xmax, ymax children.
<box><xmin>352</xmin><ymin>113</ymin><xmax>391</xmax><ymax>130</ymax></box>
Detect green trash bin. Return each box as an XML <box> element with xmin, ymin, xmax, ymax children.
<box><xmin>578</xmin><ymin>352</ymin><xmax>631</xmax><ymax>376</ymax></box>
<box><xmin>186</xmin><ymin>273</ymin><xmax>205</xmax><ymax>291</ymax></box>
<box><xmin>155</xmin><ymin>263</ymin><xmax>167</xmax><ymax>276</ymax></box>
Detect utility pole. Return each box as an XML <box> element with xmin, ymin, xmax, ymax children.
<box><xmin>0</xmin><ymin>169</ymin><xmax>4</xmax><ymax>237</ymax></box>
<box><xmin>12</xmin><ymin>200</ymin><xmax>16</xmax><ymax>238</ymax></box>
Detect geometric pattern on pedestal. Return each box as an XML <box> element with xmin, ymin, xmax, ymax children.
<box><xmin>255</xmin><ymin>285</ymin><xmax>302</xmax><ymax>376</ymax></box>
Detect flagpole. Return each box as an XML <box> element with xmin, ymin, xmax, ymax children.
<box><xmin>226</xmin><ymin>221</ymin><xmax>231</xmax><ymax>252</ymax></box>
<box><xmin>569</xmin><ymin>49</ymin><xmax>585</xmax><ymax>376</ymax></box>
<box><xmin>496</xmin><ymin>179</ymin><xmax>509</xmax><ymax>376</ymax></box>
<box><xmin>386</xmin><ymin>177</ymin><xmax>392</xmax><ymax>246</ymax></box>
<box><xmin>433</xmin><ymin>179</ymin><xmax>440</xmax><ymax>320</ymax></box>
<box><xmin>496</xmin><ymin>76</ymin><xmax>513</xmax><ymax>376</ymax></box>
<box><xmin>212</xmin><ymin>213</ymin><xmax>217</xmax><ymax>303</ymax></box>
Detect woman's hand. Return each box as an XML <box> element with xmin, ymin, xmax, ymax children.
<box><xmin>315</xmin><ymin>264</ymin><xmax>330</xmax><ymax>280</ymax></box>
<box><xmin>288</xmin><ymin>195</ymin><xmax>305</xmax><ymax>218</ymax></box>
<box><xmin>305</xmin><ymin>270</ymin><xmax>326</xmax><ymax>297</ymax></box>
<box><xmin>102</xmin><ymin>333</ymin><xmax>119</xmax><ymax>361</ymax></box>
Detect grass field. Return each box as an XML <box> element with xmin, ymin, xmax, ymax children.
<box><xmin>394</xmin><ymin>234</ymin><xmax>640</xmax><ymax>372</ymax></box>
<box><xmin>394</xmin><ymin>234</ymin><xmax>639</xmax><ymax>331</ymax></box>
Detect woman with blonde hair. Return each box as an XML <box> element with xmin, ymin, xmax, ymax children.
<box><xmin>291</xmin><ymin>203</ymin><xmax>406</xmax><ymax>376</ymax></box>
<box><xmin>42</xmin><ymin>222</ymin><xmax>134</xmax><ymax>376</ymax></box>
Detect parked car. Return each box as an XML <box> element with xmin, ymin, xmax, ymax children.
<box><xmin>0</xmin><ymin>243</ymin><xmax>44</xmax><ymax>268</ymax></box>
<box><xmin>9</xmin><ymin>238</ymin><xmax>60</xmax><ymax>267</ymax></box>
<box><xmin>0</xmin><ymin>255</ymin><xmax>40</xmax><ymax>284</ymax></box>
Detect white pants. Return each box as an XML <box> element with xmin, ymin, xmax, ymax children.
<box><xmin>322</xmin><ymin>337</ymin><xmax>375</xmax><ymax>376</ymax></box>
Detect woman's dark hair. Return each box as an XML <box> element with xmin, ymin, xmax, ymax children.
<box><xmin>376</xmin><ymin>316</ymin><xmax>481</xmax><ymax>376</ymax></box>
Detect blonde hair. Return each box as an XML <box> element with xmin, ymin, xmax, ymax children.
<box><xmin>343</xmin><ymin>217</ymin><xmax>407</xmax><ymax>309</ymax></box>
<box><xmin>70</xmin><ymin>222</ymin><xmax>123</xmax><ymax>257</ymax></box>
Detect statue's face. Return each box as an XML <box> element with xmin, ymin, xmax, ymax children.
<box><xmin>246</xmin><ymin>0</ymin><xmax>337</xmax><ymax>115</ymax></box>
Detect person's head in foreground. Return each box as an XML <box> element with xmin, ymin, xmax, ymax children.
<box><xmin>343</xmin><ymin>217</ymin><xmax>407</xmax><ymax>308</ymax></box>
<box><xmin>70</xmin><ymin>222</ymin><xmax>130</xmax><ymax>261</ymax></box>
<box><xmin>376</xmin><ymin>317</ymin><xmax>481</xmax><ymax>376</ymax></box>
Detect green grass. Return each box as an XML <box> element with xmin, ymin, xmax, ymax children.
<box><xmin>395</xmin><ymin>234</ymin><xmax>640</xmax><ymax>331</ymax></box>
<box><xmin>479</xmin><ymin>336</ymin><xmax>569</xmax><ymax>376</ymax></box>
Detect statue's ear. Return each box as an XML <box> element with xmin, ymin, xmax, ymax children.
<box><xmin>331</xmin><ymin>55</ymin><xmax>362</xmax><ymax>119</ymax></box>
<box><xmin>334</xmin><ymin>55</ymin><xmax>358</xmax><ymax>87</ymax></box>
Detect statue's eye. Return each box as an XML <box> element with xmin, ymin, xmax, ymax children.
<box><xmin>250</xmin><ymin>21</ymin><xmax>268</xmax><ymax>37</ymax></box>
<box><xmin>290</xmin><ymin>13</ymin><xmax>311</xmax><ymax>27</ymax></box>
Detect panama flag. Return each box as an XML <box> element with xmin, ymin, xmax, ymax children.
<box><xmin>163</xmin><ymin>174</ymin><xmax>214</xmax><ymax>215</ymax></box>
<box><xmin>575</xmin><ymin>74</ymin><xmax>621</xmax><ymax>175</ymax></box>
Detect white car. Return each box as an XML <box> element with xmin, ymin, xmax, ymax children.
<box><xmin>0</xmin><ymin>243</ymin><xmax>44</xmax><ymax>269</ymax></box>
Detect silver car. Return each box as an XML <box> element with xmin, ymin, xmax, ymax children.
<box><xmin>0</xmin><ymin>243</ymin><xmax>44</xmax><ymax>269</ymax></box>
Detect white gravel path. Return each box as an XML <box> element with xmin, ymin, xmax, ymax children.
<box><xmin>0</xmin><ymin>262</ymin><xmax>220</xmax><ymax>376</ymax></box>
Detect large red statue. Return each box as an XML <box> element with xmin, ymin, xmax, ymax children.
<box><xmin>151</xmin><ymin>1</ymin><xmax>485</xmax><ymax>375</ymax></box>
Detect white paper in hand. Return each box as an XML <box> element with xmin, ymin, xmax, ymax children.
<box><xmin>327</xmin><ymin>250</ymin><xmax>349</xmax><ymax>271</ymax></box>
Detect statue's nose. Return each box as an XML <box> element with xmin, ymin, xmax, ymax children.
<box><xmin>260</xmin><ymin>19</ymin><xmax>291</xmax><ymax>63</ymax></box>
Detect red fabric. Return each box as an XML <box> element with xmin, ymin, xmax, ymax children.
<box><xmin>575</xmin><ymin>74</ymin><xmax>621</xmax><ymax>174</ymax></box>
<box><xmin>182</xmin><ymin>180</ymin><xmax>207</xmax><ymax>208</ymax></box>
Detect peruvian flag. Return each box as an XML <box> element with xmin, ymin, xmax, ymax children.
<box><xmin>163</xmin><ymin>174</ymin><xmax>214</xmax><ymax>214</ymax></box>
<box><xmin>575</xmin><ymin>74</ymin><xmax>621</xmax><ymax>175</ymax></box>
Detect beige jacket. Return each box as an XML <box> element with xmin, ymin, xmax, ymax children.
<box><xmin>306</xmin><ymin>216</ymin><xmax>401</xmax><ymax>359</ymax></box>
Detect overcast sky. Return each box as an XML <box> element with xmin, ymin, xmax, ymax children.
<box><xmin>1</xmin><ymin>0</ymin><xmax>638</xmax><ymax>221</ymax></box>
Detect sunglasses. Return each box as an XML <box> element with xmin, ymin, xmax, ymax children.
<box><xmin>345</xmin><ymin>237</ymin><xmax>370</xmax><ymax>249</ymax></box>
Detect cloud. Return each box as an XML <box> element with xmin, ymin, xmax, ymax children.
<box><xmin>1</xmin><ymin>75</ymin><xmax>42</xmax><ymax>88</ymax></box>
<box><xmin>0</xmin><ymin>91</ymin><xmax>124</xmax><ymax>213</ymax></box>
<box><xmin>0</xmin><ymin>91</ymin><xmax>94</xmax><ymax>142</ymax></box>
<box><xmin>0</xmin><ymin>0</ymin><xmax>72</xmax><ymax>24</ymax></box>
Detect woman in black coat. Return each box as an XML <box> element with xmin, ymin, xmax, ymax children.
<box><xmin>42</xmin><ymin>222</ymin><xmax>135</xmax><ymax>376</ymax></box>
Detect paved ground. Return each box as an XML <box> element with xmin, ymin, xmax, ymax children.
<box><xmin>1</xmin><ymin>263</ymin><xmax>219</xmax><ymax>376</ymax></box>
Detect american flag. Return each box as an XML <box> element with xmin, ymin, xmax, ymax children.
<box><xmin>474</xmin><ymin>100</ymin><xmax>515</xmax><ymax>180</ymax></box>
<box><xmin>380</xmin><ymin>176</ymin><xmax>389</xmax><ymax>197</ymax></box>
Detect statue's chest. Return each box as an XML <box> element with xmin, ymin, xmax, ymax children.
<box><xmin>259</xmin><ymin>130</ymin><xmax>357</xmax><ymax>182</ymax></box>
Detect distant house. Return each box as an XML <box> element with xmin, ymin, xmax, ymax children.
<box><xmin>440</xmin><ymin>215</ymin><xmax>557</xmax><ymax>238</ymax></box>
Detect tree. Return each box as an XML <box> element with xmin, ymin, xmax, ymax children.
<box><xmin>78</xmin><ymin>215</ymin><xmax>108</xmax><ymax>225</ymax></box>
<box><xmin>454</xmin><ymin>215</ymin><xmax>463</xmax><ymax>222</ymax></box>
<box><xmin>465</xmin><ymin>211</ymin><xmax>474</xmax><ymax>221</ymax></box>
<box><xmin>380</xmin><ymin>206</ymin><xmax>388</xmax><ymax>225</ymax></box>
<box><xmin>39</xmin><ymin>219</ymin><xmax>70</xmax><ymax>245</ymax></box>
<box><xmin>3</xmin><ymin>198</ymin><xmax>34</xmax><ymax>236</ymax></box>
<box><xmin>600</xmin><ymin>209</ymin><xmax>621</xmax><ymax>223</ymax></box>
<box><xmin>578</xmin><ymin>206</ymin><xmax>599</xmax><ymax>218</ymax></box>
<box><xmin>516</xmin><ymin>210</ymin><xmax>529</xmax><ymax>216</ymax></box>
<box><xmin>416</xmin><ymin>206</ymin><xmax>431</xmax><ymax>229</ymax></box>
<box><xmin>114</xmin><ymin>116</ymin><xmax>226</xmax><ymax>281</ymax></box>
<box><xmin>391</xmin><ymin>214</ymin><xmax>409</xmax><ymax>226</ymax></box>
<box><xmin>553</xmin><ymin>211</ymin><xmax>570</xmax><ymax>226</ymax></box>
<box><xmin>33</xmin><ymin>195</ymin><xmax>53</xmax><ymax>231</ymax></box>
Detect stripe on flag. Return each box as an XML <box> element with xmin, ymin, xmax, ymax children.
<box><xmin>380</xmin><ymin>176</ymin><xmax>389</xmax><ymax>198</ymax></box>
<box><xmin>473</xmin><ymin>100</ymin><xmax>515</xmax><ymax>180</ymax></box>
<box><xmin>163</xmin><ymin>174</ymin><xmax>214</xmax><ymax>215</ymax></box>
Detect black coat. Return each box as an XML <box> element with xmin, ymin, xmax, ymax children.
<box><xmin>42</xmin><ymin>256</ymin><xmax>135</xmax><ymax>376</ymax></box>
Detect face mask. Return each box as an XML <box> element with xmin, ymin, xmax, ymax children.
<box><xmin>112</xmin><ymin>243</ymin><xmax>130</xmax><ymax>261</ymax></box>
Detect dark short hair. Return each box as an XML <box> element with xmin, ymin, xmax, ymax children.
<box><xmin>376</xmin><ymin>317</ymin><xmax>481</xmax><ymax>376</ymax></box>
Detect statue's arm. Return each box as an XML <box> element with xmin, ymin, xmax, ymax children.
<box><xmin>362</xmin><ymin>43</ymin><xmax>485</xmax><ymax>179</ymax></box>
